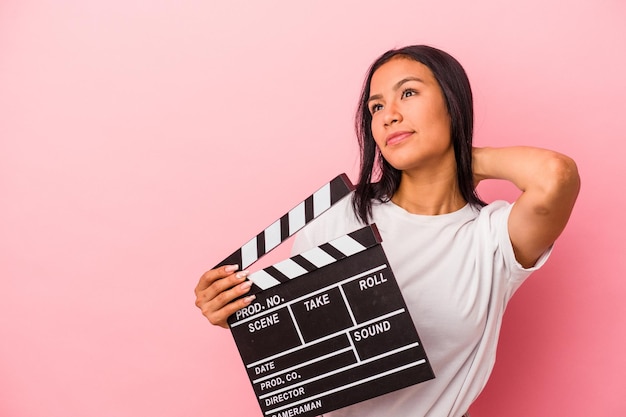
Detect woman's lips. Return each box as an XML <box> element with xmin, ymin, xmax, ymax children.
<box><xmin>386</xmin><ymin>131</ymin><xmax>413</xmax><ymax>146</ymax></box>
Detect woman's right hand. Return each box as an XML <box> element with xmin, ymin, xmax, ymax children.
<box><xmin>194</xmin><ymin>265</ymin><xmax>256</xmax><ymax>328</ymax></box>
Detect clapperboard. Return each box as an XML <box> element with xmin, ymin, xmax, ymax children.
<box><xmin>214</xmin><ymin>174</ymin><xmax>434</xmax><ymax>417</ymax></box>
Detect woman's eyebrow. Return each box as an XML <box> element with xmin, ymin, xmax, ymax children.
<box><xmin>394</xmin><ymin>76</ymin><xmax>425</xmax><ymax>90</ymax></box>
<box><xmin>367</xmin><ymin>77</ymin><xmax>426</xmax><ymax>104</ymax></box>
<box><xmin>367</xmin><ymin>93</ymin><xmax>383</xmax><ymax>104</ymax></box>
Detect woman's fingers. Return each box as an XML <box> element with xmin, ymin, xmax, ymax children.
<box><xmin>195</xmin><ymin>264</ymin><xmax>238</xmax><ymax>293</ymax></box>
<box><xmin>194</xmin><ymin>265</ymin><xmax>256</xmax><ymax>328</ymax></box>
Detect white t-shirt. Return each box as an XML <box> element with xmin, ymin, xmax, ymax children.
<box><xmin>291</xmin><ymin>196</ymin><xmax>551</xmax><ymax>417</ymax></box>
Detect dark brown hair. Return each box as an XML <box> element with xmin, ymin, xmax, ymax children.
<box><xmin>353</xmin><ymin>45</ymin><xmax>485</xmax><ymax>223</ymax></box>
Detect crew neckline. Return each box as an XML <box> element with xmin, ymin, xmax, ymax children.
<box><xmin>377</xmin><ymin>199</ymin><xmax>476</xmax><ymax>224</ymax></box>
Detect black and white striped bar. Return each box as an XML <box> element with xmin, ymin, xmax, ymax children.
<box><xmin>248</xmin><ymin>225</ymin><xmax>382</xmax><ymax>291</ymax></box>
<box><xmin>214</xmin><ymin>174</ymin><xmax>354</xmax><ymax>271</ymax></box>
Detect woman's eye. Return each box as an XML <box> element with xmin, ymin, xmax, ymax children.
<box><xmin>370</xmin><ymin>103</ymin><xmax>383</xmax><ymax>114</ymax></box>
<box><xmin>402</xmin><ymin>89</ymin><xmax>417</xmax><ymax>99</ymax></box>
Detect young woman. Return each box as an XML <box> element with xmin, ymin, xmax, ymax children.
<box><xmin>194</xmin><ymin>45</ymin><xmax>580</xmax><ymax>417</ymax></box>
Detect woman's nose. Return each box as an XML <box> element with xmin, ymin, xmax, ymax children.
<box><xmin>383</xmin><ymin>104</ymin><xmax>402</xmax><ymax>126</ymax></box>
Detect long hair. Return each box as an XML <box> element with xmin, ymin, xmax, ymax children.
<box><xmin>352</xmin><ymin>45</ymin><xmax>486</xmax><ymax>223</ymax></box>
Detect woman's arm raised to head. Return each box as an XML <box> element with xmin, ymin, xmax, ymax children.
<box><xmin>473</xmin><ymin>147</ymin><xmax>581</xmax><ymax>268</ymax></box>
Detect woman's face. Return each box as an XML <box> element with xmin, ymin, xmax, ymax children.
<box><xmin>368</xmin><ymin>57</ymin><xmax>453</xmax><ymax>174</ymax></box>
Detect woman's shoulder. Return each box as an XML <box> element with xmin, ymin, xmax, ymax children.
<box><xmin>474</xmin><ymin>200</ymin><xmax>514</xmax><ymax>223</ymax></box>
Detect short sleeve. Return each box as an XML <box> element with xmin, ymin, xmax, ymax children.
<box><xmin>291</xmin><ymin>227</ymin><xmax>317</xmax><ymax>256</ymax></box>
<box><xmin>478</xmin><ymin>200</ymin><xmax>553</xmax><ymax>283</ymax></box>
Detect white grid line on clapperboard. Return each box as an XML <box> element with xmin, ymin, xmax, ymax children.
<box><xmin>246</xmin><ymin>306</ymin><xmax>407</xmax><ymax>371</ymax></box>
<box><xmin>337</xmin><ymin>285</ymin><xmax>357</xmax><ymax>327</ymax></box>
<box><xmin>287</xmin><ymin>304</ymin><xmax>306</xmax><ymax>345</ymax></box>
<box><xmin>252</xmin><ymin>347</ymin><xmax>354</xmax><ymax>384</ymax></box>
<box><xmin>231</xmin><ymin>264</ymin><xmax>387</xmax><ymax>330</ymax></box>
<box><xmin>264</xmin><ymin>357</ymin><xmax>428</xmax><ymax>416</ymax></box>
<box><xmin>337</xmin><ymin>283</ymin><xmax>361</xmax><ymax>362</ymax></box>
<box><xmin>259</xmin><ymin>342</ymin><xmax>423</xmax><ymax>400</ymax></box>
<box><xmin>251</xmin><ymin>305</ymin><xmax>411</xmax><ymax>385</ymax></box>
<box><xmin>346</xmin><ymin>327</ymin><xmax>361</xmax><ymax>363</ymax></box>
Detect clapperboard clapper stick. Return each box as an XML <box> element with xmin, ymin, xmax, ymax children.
<box><xmin>213</xmin><ymin>173</ymin><xmax>435</xmax><ymax>417</ymax></box>
<box><xmin>213</xmin><ymin>174</ymin><xmax>355</xmax><ymax>294</ymax></box>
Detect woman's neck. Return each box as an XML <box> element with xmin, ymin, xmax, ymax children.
<box><xmin>391</xmin><ymin>168</ymin><xmax>466</xmax><ymax>215</ymax></box>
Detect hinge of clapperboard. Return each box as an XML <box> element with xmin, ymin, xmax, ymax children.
<box><xmin>213</xmin><ymin>173</ymin><xmax>383</xmax><ymax>295</ymax></box>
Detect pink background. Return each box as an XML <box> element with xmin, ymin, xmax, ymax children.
<box><xmin>1</xmin><ymin>0</ymin><xmax>625</xmax><ymax>416</ymax></box>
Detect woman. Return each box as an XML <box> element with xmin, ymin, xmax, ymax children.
<box><xmin>194</xmin><ymin>45</ymin><xmax>580</xmax><ymax>417</ymax></box>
